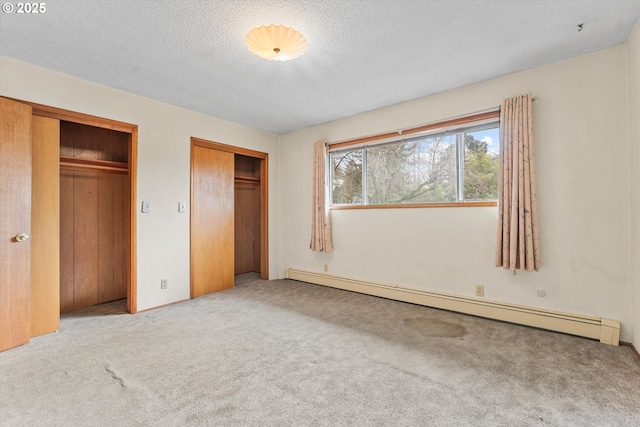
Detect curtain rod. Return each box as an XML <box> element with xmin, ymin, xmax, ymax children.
<box><xmin>326</xmin><ymin>94</ymin><xmax>537</xmax><ymax>148</ymax></box>
<box><xmin>328</xmin><ymin>108</ymin><xmax>500</xmax><ymax>150</ymax></box>
<box><xmin>327</xmin><ymin>106</ymin><xmax>500</xmax><ymax>147</ymax></box>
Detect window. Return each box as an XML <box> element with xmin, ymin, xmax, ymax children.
<box><xmin>330</xmin><ymin>117</ymin><xmax>499</xmax><ymax>207</ymax></box>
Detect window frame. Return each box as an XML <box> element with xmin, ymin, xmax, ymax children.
<box><xmin>328</xmin><ymin>111</ymin><xmax>500</xmax><ymax>209</ymax></box>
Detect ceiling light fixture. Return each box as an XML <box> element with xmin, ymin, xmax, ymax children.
<box><xmin>245</xmin><ymin>24</ymin><xmax>307</xmax><ymax>61</ymax></box>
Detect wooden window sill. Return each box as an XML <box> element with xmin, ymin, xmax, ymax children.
<box><xmin>330</xmin><ymin>201</ymin><xmax>497</xmax><ymax>210</ymax></box>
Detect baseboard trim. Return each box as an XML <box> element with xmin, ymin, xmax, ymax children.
<box><xmin>284</xmin><ymin>268</ymin><xmax>620</xmax><ymax>346</ymax></box>
<box><xmin>620</xmin><ymin>341</ymin><xmax>640</xmax><ymax>360</ymax></box>
<box><xmin>137</xmin><ymin>298</ymin><xmax>190</xmax><ymax>313</ymax></box>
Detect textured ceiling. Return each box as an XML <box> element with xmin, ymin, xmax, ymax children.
<box><xmin>1</xmin><ymin>0</ymin><xmax>639</xmax><ymax>135</ymax></box>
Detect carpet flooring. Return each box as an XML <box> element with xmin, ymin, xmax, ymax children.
<box><xmin>1</xmin><ymin>274</ymin><xmax>639</xmax><ymax>426</ymax></box>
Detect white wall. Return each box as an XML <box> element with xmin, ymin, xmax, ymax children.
<box><xmin>628</xmin><ymin>22</ymin><xmax>640</xmax><ymax>347</ymax></box>
<box><xmin>279</xmin><ymin>46</ymin><xmax>634</xmax><ymax>341</ymax></box>
<box><xmin>0</xmin><ymin>56</ymin><xmax>279</xmax><ymax>312</ymax></box>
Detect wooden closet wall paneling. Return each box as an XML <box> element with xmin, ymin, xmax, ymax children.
<box><xmin>234</xmin><ymin>154</ymin><xmax>261</xmax><ymax>275</ymax></box>
<box><xmin>61</xmin><ymin>169</ymin><xmax>128</xmax><ymax>310</ymax></box>
<box><xmin>59</xmin><ymin>170</ymin><xmax>75</xmax><ymax>311</ymax></box>
<box><xmin>235</xmin><ymin>155</ymin><xmax>259</xmax><ymax>178</ymax></box>
<box><xmin>60</xmin><ymin>121</ymin><xmax>130</xmax><ymax>311</ymax></box>
<box><xmin>30</xmin><ymin>116</ymin><xmax>60</xmax><ymax>337</ymax></box>
<box><xmin>252</xmin><ymin>185</ymin><xmax>261</xmax><ymax>273</ymax></box>
<box><xmin>61</xmin><ymin>121</ymin><xmax>129</xmax><ymax>163</ymax></box>
<box><xmin>59</xmin><ymin>123</ymin><xmax>74</xmax><ymax>158</ymax></box>
<box><xmin>72</xmin><ymin>124</ymin><xmax>98</xmax><ymax>160</ymax></box>
<box><xmin>233</xmin><ymin>181</ymin><xmax>261</xmax><ymax>274</ymax></box>
<box><xmin>113</xmin><ymin>173</ymin><xmax>128</xmax><ymax>299</ymax></box>
<box><xmin>97</xmin><ymin>127</ymin><xmax>128</xmax><ymax>162</ymax></box>
<box><xmin>98</xmin><ymin>172</ymin><xmax>115</xmax><ymax>303</ymax></box>
<box><xmin>73</xmin><ymin>171</ymin><xmax>100</xmax><ymax>308</ymax></box>
<box><xmin>234</xmin><ymin>183</ymin><xmax>257</xmax><ymax>274</ymax></box>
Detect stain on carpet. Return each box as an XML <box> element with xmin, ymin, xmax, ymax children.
<box><xmin>403</xmin><ymin>317</ymin><xmax>466</xmax><ymax>338</ymax></box>
<box><xmin>105</xmin><ymin>364</ymin><xmax>126</xmax><ymax>388</ymax></box>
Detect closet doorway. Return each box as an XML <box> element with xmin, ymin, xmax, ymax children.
<box><xmin>29</xmin><ymin>102</ymin><xmax>137</xmax><ymax>318</ymax></box>
<box><xmin>0</xmin><ymin>97</ymin><xmax>138</xmax><ymax>352</ymax></box>
<box><xmin>190</xmin><ymin>138</ymin><xmax>268</xmax><ymax>298</ymax></box>
<box><xmin>31</xmin><ymin>104</ymin><xmax>138</xmax><ymax>316</ymax></box>
<box><xmin>59</xmin><ymin>121</ymin><xmax>130</xmax><ymax>312</ymax></box>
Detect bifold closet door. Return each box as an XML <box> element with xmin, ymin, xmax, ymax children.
<box><xmin>191</xmin><ymin>146</ymin><xmax>234</xmax><ymax>297</ymax></box>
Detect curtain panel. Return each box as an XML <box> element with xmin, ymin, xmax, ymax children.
<box><xmin>495</xmin><ymin>94</ymin><xmax>540</xmax><ymax>271</ymax></box>
<box><xmin>310</xmin><ymin>140</ymin><xmax>333</xmax><ymax>252</ymax></box>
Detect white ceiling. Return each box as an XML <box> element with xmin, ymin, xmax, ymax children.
<box><xmin>1</xmin><ymin>0</ymin><xmax>639</xmax><ymax>135</ymax></box>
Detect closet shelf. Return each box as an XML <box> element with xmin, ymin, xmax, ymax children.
<box><xmin>234</xmin><ymin>175</ymin><xmax>260</xmax><ymax>184</ymax></box>
<box><xmin>60</xmin><ymin>156</ymin><xmax>128</xmax><ymax>173</ymax></box>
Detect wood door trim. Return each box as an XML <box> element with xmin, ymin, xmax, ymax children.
<box><xmin>128</xmin><ymin>127</ymin><xmax>138</xmax><ymax>313</ymax></box>
<box><xmin>190</xmin><ymin>137</ymin><xmax>269</xmax><ymax>285</ymax></box>
<box><xmin>4</xmin><ymin>96</ymin><xmax>139</xmax><ymax>314</ymax></box>
<box><xmin>6</xmin><ymin>97</ymin><xmax>136</xmax><ymax>133</ymax></box>
<box><xmin>192</xmin><ymin>138</ymin><xmax>268</xmax><ymax>159</ymax></box>
<box><xmin>260</xmin><ymin>155</ymin><xmax>269</xmax><ymax>280</ymax></box>
<box><xmin>190</xmin><ymin>141</ymin><xmax>195</xmax><ymax>297</ymax></box>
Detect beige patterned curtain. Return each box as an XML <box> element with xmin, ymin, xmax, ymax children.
<box><xmin>310</xmin><ymin>140</ymin><xmax>333</xmax><ymax>252</ymax></box>
<box><xmin>495</xmin><ymin>94</ymin><xmax>540</xmax><ymax>271</ymax></box>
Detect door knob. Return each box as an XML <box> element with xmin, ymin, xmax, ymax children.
<box><xmin>15</xmin><ymin>233</ymin><xmax>30</xmax><ymax>242</ymax></box>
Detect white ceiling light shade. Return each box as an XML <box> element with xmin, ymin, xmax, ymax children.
<box><xmin>245</xmin><ymin>24</ymin><xmax>307</xmax><ymax>61</ymax></box>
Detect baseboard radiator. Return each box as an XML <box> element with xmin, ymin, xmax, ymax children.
<box><xmin>284</xmin><ymin>268</ymin><xmax>620</xmax><ymax>346</ymax></box>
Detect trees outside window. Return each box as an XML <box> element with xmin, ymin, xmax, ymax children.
<box><xmin>330</xmin><ymin>124</ymin><xmax>499</xmax><ymax>206</ymax></box>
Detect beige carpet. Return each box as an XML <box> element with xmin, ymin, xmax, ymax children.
<box><xmin>1</xmin><ymin>274</ymin><xmax>639</xmax><ymax>426</ymax></box>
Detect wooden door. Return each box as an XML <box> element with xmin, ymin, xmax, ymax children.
<box><xmin>191</xmin><ymin>146</ymin><xmax>235</xmax><ymax>297</ymax></box>
<box><xmin>0</xmin><ymin>97</ymin><xmax>32</xmax><ymax>351</ymax></box>
<box><xmin>30</xmin><ymin>116</ymin><xmax>60</xmax><ymax>336</ymax></box>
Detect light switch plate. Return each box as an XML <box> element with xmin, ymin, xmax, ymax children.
<box><xmin>178</xmin><ymin>201</ymin><xmax>186</xmax><ymax>213</ymax></box>
<box><xmin>141</xmin><ymin>201</ymin><xmax>151</xmax><ymax>213</ymax></box>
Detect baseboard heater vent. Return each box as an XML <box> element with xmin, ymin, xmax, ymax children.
<box><xmin>284</xmin><ymin>268</ymin><xmax>620</xmax><ymax>346</ymax></box>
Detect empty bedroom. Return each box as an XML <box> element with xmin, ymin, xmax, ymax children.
<box><xmin>1</xmin><ymin>1</ymin><xmax>639</xmax><ymax>425</ymax></box>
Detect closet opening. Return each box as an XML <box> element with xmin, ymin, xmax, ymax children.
<box><xmin>59</xmin><ymin>121</ymin><xmax>131</xmax><ymax>313</ymax></box>
<box><xmin>234</xmin><ymin>154</ymin><xmax>261</xmax><ymax>276</ymax></box>
<box><xmin>1</xmin><ymin>96</ymin><xmax>138</xmax><ymax>349</ymax></box>
<box><xmin>190</xmin><ymin>138</ymin><xmax>268</xmax><ymax>298</ymax></box>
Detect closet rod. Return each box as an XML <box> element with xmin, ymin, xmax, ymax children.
<box><xmin>60</xmin><ymin>156</ymin><xmax>128</xmax><ymax>173</ymax></box>
<box><xmin>235</xmin><ymin>175</ymin><xmax>260</xmax><ymax>184</ymax></box>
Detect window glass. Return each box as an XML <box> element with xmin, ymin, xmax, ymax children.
<box><xmin>367</xmin><ymin>136</ymin><xmax>456</xmax><ymax>204</ymax></box>
<box><xmin>463</xmin><ymin>128</ymin><xmax>499</xmax><ymax>201</ymax></box>
<box><xmin>330</xmin><ymin>121</ymin><xmax>499</xmax><ymax>206</ymax></box>
<box><xmin>331</xmin><ymin>150</ymin><xmax>363</xmax><ymax>205</ymax></box>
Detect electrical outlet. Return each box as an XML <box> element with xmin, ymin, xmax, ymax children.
<box><xmin>475</xmin><ymin>285</ymin><xmax>484</xmax><ymax>297</ymax></box>
<box><xmin>323</xmin><ymin>264</ymin><xmax>328</xmax><ymax>272</ymax></box>
<box><xmin>161</xmin><ymin>279</ymin><xmax>168</xmax><ymax>289</ymax></box>
<box><xmin>141</xmin><ymin>200</ymin><xmax>151</xmax><ymax>213</ymax></box>
<box><xmin>537</xmin><ymin>289</ymin><xmax>546</xmax><ymax>298</ymax></box>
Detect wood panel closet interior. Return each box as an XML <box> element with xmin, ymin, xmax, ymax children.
<box><xmin>234</xmin><ymin>154</ymin><xmax>261</xmax><ymax>275</ymax></box>
<box><xmin>59</xmin><ymin>121</ymin><xmax>129</xmax><ymax>311</ymax></box>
